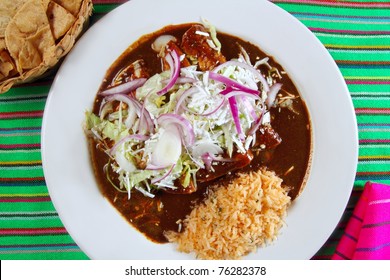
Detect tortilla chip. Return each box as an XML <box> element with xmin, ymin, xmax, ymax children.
<box><xmin>47</xmin><ymin>1</ymin><xmax>76</xmax><ymax>40</ymax></box>
<box><xmin>52</xmin><ymin>0</ymin><xmax>83</xmax><ymax>16</ymax></box>
<box><xmin>0</xmin><ymin>39</ymin><xmax>6</xmax><ymax>50</ymax></box>
<box><xmin>0</xmin><ymin>0</ymin><xmax>92</xmax><ymax>93</ymax></box>
<box><xmin>0</xmin><ymin>49</ymin><xmax>16</xmax><ymax>79</ymax></box>
<box><xmin>0</xmin><ymin>0</ymin><xmax>27</xmax><ymax>38</ymax></box>
<box><xmin>5</xmin><ymin>0</ymin><xmax>55</xmax><ymax>72</ymax></box>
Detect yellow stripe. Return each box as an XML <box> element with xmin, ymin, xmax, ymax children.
<box><xmin>359</xmin><ymin>155</ymin><xmax>390</xmax><ymax>160</ymax></box>
<box><xmin>0</xmin><ymin>193</ymin><xmax>48</xmax><ymax>197</ymax></box>
<box><xmin>0</xmin><ymin>160</ymin><xmax>42</xmax><ymax>165</ymax></box>
<box><xmin>324</xmin><ymin>44</ymin><xmax>390</xmax><ymax>49</ymax></box>
<box><xmin>344</xmin><ymin>76</ymin><xmax>390</xmax><ymax>80</ymax></box>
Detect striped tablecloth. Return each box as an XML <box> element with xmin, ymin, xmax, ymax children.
<box><xmin>0</xmin><ymin>0</ymin><xmax>389</xmax><ymax>260</ymax></box>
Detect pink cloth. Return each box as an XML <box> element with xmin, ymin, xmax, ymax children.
<box><xmin>332</xmin><ymin>182</ymin><xmax>390</xmax><ymax>260</ymax></box>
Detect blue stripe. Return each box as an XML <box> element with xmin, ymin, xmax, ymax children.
<box><xmin>0</xmin><ymin>129</ymin><xmax>41</xmax><ymax>135</ymax></box>
<box><xmin>356</xmin><ymin>176</ymin><xmax>390</xmax><ymax>181</ymax></box>
<box><xmin>338</xmin><ymin>64</ymin><xmax>390</xmax><ymax>69</ymax></box>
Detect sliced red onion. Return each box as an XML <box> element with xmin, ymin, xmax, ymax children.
<box><xmin>192</xmin><ymin>142</ymin><xmax>223</xmax><ymax>158</ymax></box>
<box><xmin>151</xmin><ymin>35</ymin><xmax>177</xmax><ymax>53</ymax></box>
<box><xmin>138</xmin><ymin>101</ymin><xmax>154</xmax><ymax>134</ymax></box>
<box><xmin>157</xmin><ymin>113</ymin><xmax>195</xmax><ymax>146</ymax></box>
<box><xmin>174</xmin><ymin>87</ymin><xmax>199</xmax><ymax>114</ymax></box>
<box><xmin>99</xmin><ymin>78</ymin><xmax>147</xmax><ymax>96</ymax></box>
<box><xmin>145</xmin><ymin>164</ymin><xmax>172</xmax><ymax>170</ymax></box>
<box><xmin>201</xmin><ymin>153</ymin><xmax>214</xmax><ymax>171</ymax></box>
<box><xmin>240</xmin><ymin>96</ymin><xmax>259</xmax><ymax>123</ymax></box>
<box><xmin>115</xmin><ymin>150</ymin><xmax>136</xmax><ymax>173</ymax></box>
<box><xmin>104</xmin><ymin>94</ymin><xmax>140</xmax><ymax>129</ymax></box>
<box><xmin>208</xmin><ymin>72</ymin><xmax>259</xmax><ymax>95</ymax></box>
<box><xmin>157</xmin><ymin>49</ymin><xmax>181</xmax><ymax>95</ymax></box>
<box><xmin>151</xmin><ymin>164</ymin><xmax>175</xmax><ymax>184</ymax></box>
<box><xmin>223</xmin><ymin>90</ymin><xmax>260</xmax><ymax>101</ymax></box>
<box><xmin>212</xmin><ymin>60</ymin><xmax>270</xmax><ymax>92</ymax></box>
<box><xmin>110</xmin><ymin>134</ymin><xmax>150</xmax><ymax>155</ymax></box>
<box><xmin>201</xmin><ymin>152</ymin><xmax>236</xmax><ymax>171</ymax></box>
<box><xmin>248</xmin><ymin>106</ymin><xmax>266</xmax><ymax>135</ymax></box>
<box><xmin>176</xmin><ymin>86</ymin><xmax>226</xmax><ymax>117</ymax></box>
<box><xmin>151</xmin><ymin>126</ymin><xmax>182</xmax><ymax>168</ymax></box>
<box><xmin>104</xmin><ymin>94</ymin><xmax>153</xmax><ymax>134</ymax></box>
<box><xmin>228</xmin><ymin>96</ymin><xmax>245</xmax><ymax>141</ymax></box>
<box><xmin>266</xmin><ymin>83</ymin><xmax>282</xmax><ymax>108</ymax></box>
<box><xmin>219</xmin><ymin>87</ymin><xmax>244</xmax><ymax>140</ymax></box>
<box><xmin>161</xmin><ymin>77</ymin><xmax>196</xmax><ymax>87</ymax></box>
<box><xmin>99</xmin><ymin>99</ymin><xmax>114</xmax><ymax>119</ymax></box>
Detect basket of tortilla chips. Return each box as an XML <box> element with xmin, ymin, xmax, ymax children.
<box><xmin>0</xmin><ymin>0</ymin><xmax>93</xmax><ymax>93</ymax></box>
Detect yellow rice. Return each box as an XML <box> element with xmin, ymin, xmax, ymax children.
<box><xmin>165</xmin><ymin>169</ymin><xmax>291</xmax><ymax>260</ymax></box>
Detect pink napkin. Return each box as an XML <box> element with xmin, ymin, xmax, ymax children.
<box><xmin>332</xmin><ymin>182</ymin><xmax>390</xmax><ymax>260</ymax></box>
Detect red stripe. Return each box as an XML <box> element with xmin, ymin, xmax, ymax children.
<box><xmin>357</xmin><ymin>171</ymin><xmax>390</xmax><ymax>176</ymax></box>
<box><xmin>0</xmin><ymin>111</ymin><xmax>43</xmax><ymax>119</ymax></box>
<box><xmin>360</xmin><ymin>139</ymin><xmax>390</xmax><ymax>143</ymax></box>
<box><xmin>0</xmin><ymin>143</ymin><xmax>40</xmax><ymax>149</ymax></box>
<box><xmin>0</xmin><ymin>227</ymin><xmax>68</xmax><ymax>235</ymax></box>
<box><xmin>0</xmin><ymin>197</ymin><xmax>51</xmax><ymax>203</ymax></box>
<box><xmin>355</xmin><ymin>108</ymin><xmax>390</xmax><ymax>114</ymax></box>
<box><xmin>0</xmin><ymin>177</ymin><xmax>45</xmax><ymax>182</ymax></box>
<box><xmin>309</xmin><ymin>27</ymin><xmax>390</xmax><ymax>35</ymax></box>
<box><xmin>347</xmin><ymin>80</ymin><xmax>390</xmax><ymax>85</ymax></box>
<box><xmin>337</xmin><ymin>60</ymin><xmax>390</xmax><ymax>66</ymax></box>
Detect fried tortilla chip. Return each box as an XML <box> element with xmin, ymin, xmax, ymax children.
<box><xmin>47</xmin><ymin>1</ymin><xmax>76</xmax><ymax>40</ymax></box>
<box><xmin>52</xmin><ymin>0</ymin><xmax>83</xmax><ymax>16</ymax></box>
<box><xmin>0</xmin><ymin>0</ymin><xmax>27</xmax><ymax>39</ymax></box>
<box><xmin>0</xmin><ymin>49</ymin><xmax>16</xmax><ymax>78</ymax></box>
<box><xmin>5</xmin><ymin>0</ymin><xmax>55</xmax><ymax>72</ymax></box>
<box><xmin>0</xmin><ymin>0</ymin><xmax>92</xmax><ymax>93</ymax></box>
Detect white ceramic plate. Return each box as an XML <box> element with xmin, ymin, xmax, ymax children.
<box><xmin>42</xmin><ymin>0</ymin><xmax>358</xmax><ymax>259</ymax></box>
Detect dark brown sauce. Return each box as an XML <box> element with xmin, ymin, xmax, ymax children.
<box><xmin>89</xmin><ymin>23</ymin><xmax>312</xmax><ymax>244</ymax></box>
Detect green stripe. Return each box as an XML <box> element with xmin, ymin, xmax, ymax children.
<box><xmin>0</xmin><ymin>135</ymin><xmax>41</xmax><ymax>145</ymax></box>
<box><xmin>340</xmin><ymin>68</ymin><xmax>390</xmax><ymax>78</ymax></box>
<box><xmin>359</xmin><ymin>146</ymin><xmax>390</xmax><ymax>156</ymax></box>
<box><xmin>276</xmin><ymin>3</ymin><xmax>390</xmax><ymax>16</ymax></box>
<box><xmin>0</xmin><ymin>201</ymin><xmax>56</xmax><ymax>212</ymax></box>
<box><xmin>1</xmin><ymin>86</ymin><xmax>50</xmax><ymax>98</ymax></box>
<box><xmin>0</xmin><ymin>234</ymin><xmax>76</xmax><ymax>246</ymax></box>
<box><xmin>0</xmin><ymin>186</ymin><xmax>48</xmax><ymax>195</ymax></box>
<box><xmin>348</xmin><ymin>84</ymin><xmax>390</xmax><ymax>93</ymax></box>
<box><xmin>0</xmin><ymin>219</ymin><xmax>65</xmax><ymax>228</ymax></box>
<box><xmin>299</xmin><ymin>18</ymin><xmax>390</xmax><ymax>31</ymax></box>
<box><xmin>0</xmin><ymin>251</ymin><xmax>88</xmax><ymax>260</ymax></box>
<box><xmin>316</xmin><ymin>34</ymin><xmax>390</xmax><ymax>46</ymax></box>
<box><xmin>92</xmin><ymin>4</ymin><xmax>119</xmax><ymax>14</ymax></box>
<box><xmin>0</xmin><ymin>103</ymin><xmax>45</xmax><ymax>113</ymax></box>
<box><xmin>353</xmin><ymin>99</ymin><xmax>390</xmax><ymax>108</ymax></box>
<box><xmin>0</xmin><ymin>119</ymin><xmax>43</xmax><ymax>129</ymax></box>
<box><xmin>0</xmin><ymin>1</ymin><xmax>388</xmax><ymax>261</ymax></box>
<box><xmin>357</xmin><ymin>163</ymin><xmax>390</xmax><ymax>173</ymax></box>
<box><xmin>0</xmin><ymin>151</ymin><xmax>41</xmax><ymax>162</ymax></box>
<box><xmin>0</xmin><ymin>169</ymin><xmax>44</xmax><ymax>178</ymax></box>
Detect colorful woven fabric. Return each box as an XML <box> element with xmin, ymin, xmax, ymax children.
<box><xmin>0</xmin><ymin>0</ymin><xmax>389</xmax><ymax>260</ymax></box>
<box><xmin>332</xmin><ymin>182</ymin><xmax>390</xmax><ymax>260</ymax></box>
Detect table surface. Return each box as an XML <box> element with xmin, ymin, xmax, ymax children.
<box><xmin>0</xmin><ymin>0</ymin><xmax>389</xmax><ymax>260</ymax></box>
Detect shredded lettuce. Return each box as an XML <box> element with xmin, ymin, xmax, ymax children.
<box><xmin>85</xmin><ymin>22</ymin><xmax>273</xmax><ymax>199</ymax></box>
